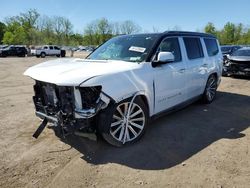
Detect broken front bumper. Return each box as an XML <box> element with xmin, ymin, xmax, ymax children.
<box><xmin>223</xmin><ymin>62</ymin><xmax>250</xmax><ymax>76</ymax></box>
<box><xmin>32</xmin><ymin>81</ymin><xmax>111</xmax><ymax>138</ymax></box>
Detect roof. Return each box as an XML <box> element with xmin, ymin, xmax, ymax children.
<box><xmin>124</xmin><ymin>31</ymin><xmax>216</xmax><ymax>39</ymax></box>
<box><xmin>163</xmin><ymin>31</ymin><xmax>216</xmax><ymax>38</ymax></box>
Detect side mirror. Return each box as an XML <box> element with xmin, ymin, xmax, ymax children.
<box><xmin>152</xmin><ymin>52</ymin><xmax>175</xmax><ymax>68</ymax></box>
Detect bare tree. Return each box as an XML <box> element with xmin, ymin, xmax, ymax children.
<box><xmin>112</xmin><ymin>22</ymin><xmax>120</xmax><ymax>35</ymax></box>
<box><xmin>53</xmin><ymin>16</ymin><xmax>73</xmax><ymax>45</ymax></box>
<box><xmin>97</xmin><ymin>18</ymin><xmax>112</xmax><ymax>35</ymax></box>
<box><xmin>84</xmin><ymin>21</ymin><xmax>98</xmax><ymax>45</ymax></box>
<box><xmin>152</xmin><ymin>26</ymin><xmax>160</xmax><ymax>33</ymax></box>
<box><xmin>120</xmin><ymin>20</ymin><xmax>141</xmax><ymax>34</ymax></box>
<box><xmin>19</xmin><ymin>9</ymin><xmax>40</xmax><ymax>29</ymax></box>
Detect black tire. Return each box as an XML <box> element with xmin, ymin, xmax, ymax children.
<box><xmin>61</xmin><ymin>50</ymin><xmax>66</xmax><ymax>57</ymax></box>
<box><xmin>40</xmin><ymin>52</ymin><xmax>46</xmax><ymax>58</ymax></box>
<box><xmin>1</xmin><ymin>53</ymin><xmax>7</xmax><ymax>57</ymax></box>
<box><xmin>202</xmin><ymin>74</ymin><xmax>217</xmax><ymax>104</ymax></box>
<box><xmin>36</xmin><ymin>55</ymin><xmax>40</xmax><ymax>58</ymax></box>
<box><xmin>56</xmin><ymin>54</ymin><xmax>60</xmax><ymax>57</ymax></box>
<box><xmin>98</xmin><ymin>97</ymin><xmax>149</xmax><ymax>147</ymax></box>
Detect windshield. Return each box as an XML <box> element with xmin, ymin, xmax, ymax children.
<box><xmin>87</xmin><ymin>35</ymin><xmax>158</xmax><ymax>62</ymax></box>
<box><xmin>232</xmin><ymin>49</ymin><xmax>250</xmax><ymax>56</ymax></box>
<box><xmin>221</xmin><ymin>46</ymin><xmax>231</xmax><ymax>53</ymax></box>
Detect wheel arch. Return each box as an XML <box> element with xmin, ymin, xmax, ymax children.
<box><xmin>210</xmin><ymin>72</ymin><xmax>218</xmax><ymax>80</ymax></box>
<box><xmin>136</xmin><ymin>94</ymin><xmax>150</xmax><ymax>116</ymax></box>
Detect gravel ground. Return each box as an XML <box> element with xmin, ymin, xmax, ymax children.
<box><xmin>0</xmin><ymin>56</ymin><xmax>249</xmax><ymax>188</ymax></box>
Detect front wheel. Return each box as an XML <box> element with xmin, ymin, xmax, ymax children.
<box><xmin>40</xmin><ymin>52</ymin><xmax>46</xmax><ymax>58</ymax></box>
<box><xmin>202</xmin><ymin>75</ymin><xmax>217</xmax><ymax>104</ymax></box>
<box><xmin>98</xmin><ymin>98</ymin><xmax>148</xmax><ymax>147</ymax></box>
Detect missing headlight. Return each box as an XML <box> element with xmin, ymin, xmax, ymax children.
<box><xmin>78</xmin><ymin>86</ymin><xmax>102</xmax><ymax>109</ymax></box>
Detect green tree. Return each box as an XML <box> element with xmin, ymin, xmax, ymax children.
<box><xmin>221</xmin><ymin>22</ymin><xmax>236</xmax><ymax>44</ymax></box>
<box><xmin>83</xmin><ymin>18</ymin><xmax>112</xmax><ymax>45</ymax></box>
<box><xmin>204</xmin><ymin>22</ymin><xmax>217</xmax><ymax>36</ymax></box>
<box><xmin>2</xmin><ymin>27</ymin><xmax>26</xmax><ymax>44</ymax></box>
<box><xmin>0</xmin><ymin>22</ymin><xmax>6</xmax><ymax>44</ymax></box>
<box><xmin>234</xmin><ymin>23</ymin><xmax>243</xmax><ymax>43</ymax></box>
<box><xmin>2</xmin><ymin>31</ymin><xmax>14</xmax><ymax>44</ymax></box>
<box><xmin>3</xmin><ymin>9</ymin><xmax>39</xmax><ymax>45</ymax></box>
<box><xmin>69</xmin><ymin>33</ymin><xmax>83</xmax><ymax>46</ymax></box>
<box><xmin>37</xmin><ymin>15</ymin><xmax>56</xmax><ymax>44</ymax></box>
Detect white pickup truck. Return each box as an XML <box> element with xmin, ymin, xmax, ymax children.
<box><xmin>32</xmin><ymin>45</ymin><xmax>66</xmax><ymax>58</ymax></box>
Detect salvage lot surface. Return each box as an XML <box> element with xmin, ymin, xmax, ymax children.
<box><xmin>0</xmin><ymin>57</ymin><xmax>249</xmax><ymax>188</ymax></box>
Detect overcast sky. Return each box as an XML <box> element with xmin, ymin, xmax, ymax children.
<box><xmin>0</xmin><ymin>0</ymin><xmax>249</xmax><ymax>33</ymax></box>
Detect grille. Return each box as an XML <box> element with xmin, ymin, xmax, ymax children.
<box><xmin>33</xmin><ymin>81</ymin><xmax>74</xmax><ymax>115</ymax></box>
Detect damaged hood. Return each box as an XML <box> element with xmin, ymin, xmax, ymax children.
<box><xmin>24</xmin><ymin>58</ymin><xmax>139</xmax><ymax>86</ymax></box>
<box><xmin>229</xmin><ymin>56</ymin><xmax>250</xmax><ymax>62</ymax></box>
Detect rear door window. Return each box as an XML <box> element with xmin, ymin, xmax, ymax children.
<box><xmin>49</xmin><ymin>46</ymin><xmax>53</xmax><ymax>50</ymax></box>
<box><xmin>183</xmin><ymin>37</ymin><xmax>204</xmax><ymax>59</ymax></box>
<box><xmin>204</xmin><ymin>38</ymin><xmax>219</xmax><ymax>56</ymax></box>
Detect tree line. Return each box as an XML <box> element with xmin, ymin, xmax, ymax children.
<box><xmin>204</xmin><ymin>22</ymin><xmax>250</xmax><ymax>45</ymax></box>
<box><xmin>0</xmin><ymin>9</ymin><xmax>250</xmax><ymax>46</ymax></box>
<box><xmin>0</xmin><ymin>9</ymin><xmax>141</xmax><ymax>46</ymax></box>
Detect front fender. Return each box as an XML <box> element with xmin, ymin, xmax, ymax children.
<box><xmin>80</xmin><ymin>69</ymin><xmax>154</xmax><ymax>116</ymax></box>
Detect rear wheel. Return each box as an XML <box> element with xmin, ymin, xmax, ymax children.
<box><xmin>98</xmin><ymin>98</ymin><xmax>148</xmax><ymax>147</ymax></box>
<box><xmin>202</xmin><ymin>75</ymin><xmax>217</xmax><ymax>104</ymax></box>
<box><xmin>56</xmin><ymin>54</ymin><xmax>60</xmax><ymax>57</ymax></box>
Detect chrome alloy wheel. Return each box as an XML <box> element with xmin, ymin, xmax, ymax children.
<box><xmin>206</xmin><ymin>76</ymin><xmax>217</xmax><ymax>101</ymax></box>
<box><xmin>110</xmin><ymin>102</ymin><xmax>145</xmax><ymax>144</ymax></box>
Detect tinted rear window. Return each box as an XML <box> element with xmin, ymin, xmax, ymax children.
<box><xmin>204</xmin><ymin>38</ymin><xmax>219</xmax><ymax>56</ymax></box>
<box><xmin>183</xmin><ymin>37</ymin><xmax>204</xmax><ymax>59</ymax></box>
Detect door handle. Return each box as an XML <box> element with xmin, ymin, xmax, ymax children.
<box><xmin>178</xmin><ymin>68</ymin><xmax>186</xmax><ymax>73</ymax></box>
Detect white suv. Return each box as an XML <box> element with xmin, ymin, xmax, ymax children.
<box><xmin>24</xmin><ymin>31</ymin><xmax>222</xmax><ymax>146</ymax></box>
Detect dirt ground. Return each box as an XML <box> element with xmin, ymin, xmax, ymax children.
<box><xmin>0</xmin><ymin>56</ymin><xmax>249</xmax><ymax>188</ymax></box>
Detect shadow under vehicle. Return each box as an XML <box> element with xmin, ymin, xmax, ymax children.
<box><xmin>50</xmin><ymin>91</ymin><xmax>250</xmax><ymax>170</ymax></box>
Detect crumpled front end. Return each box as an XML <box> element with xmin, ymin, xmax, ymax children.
<box><xmin>223</xmin><ymin>59</ymin><xmax>250</xmax><ymax>76</ymax></box>
<box><xmin>32</xmin><ymin>80</ymin><xmax>111</xmax><ymax>138</ymax></box>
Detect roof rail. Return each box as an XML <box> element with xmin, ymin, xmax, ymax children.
<box><xmin>162</xmin><ymin>31</ymin><xmax>216</xmax><ymax>38</ymax></box>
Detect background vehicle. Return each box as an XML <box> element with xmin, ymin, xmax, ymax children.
<box><xmin>24</xmin><ymin>31</ymin><xmax>222</xmax><ymax>147</ymax></box>
<box><xmin>0</xmin><ymin>46</ymin><xmax>27</xmax><ymax>57</ymax></box>
<box><xmin>34</xmin><ymin>45</ymin><xmax>66</xmax><ymax>58</ymax></box>
<box><xmin>221</xmin><ymin>45</ymin><xmax>241</xmax><ymax>57</ymax></box>
<box><xmin>223</xmin><ymin>47</ymin><xmax>250</xmax><ymax>76</ymax></box>
<box><xmin>0</xmin><ymin>45</ymin><xmax>8</xmax><ymax>49</ymax></box>
<box><xmin>221</xmin><ymin>45</ymin><xmax>241</xmax><ymax>63</ymax></box>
